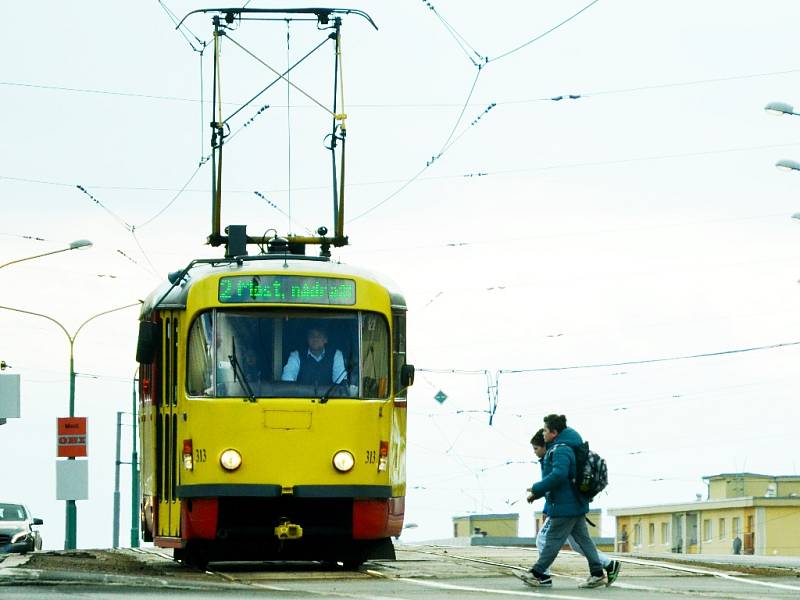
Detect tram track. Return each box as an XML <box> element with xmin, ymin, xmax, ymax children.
<box><xmin>394</xmin><ymin>545</ymin><xmax>800</xmax><ymax>597</ymax></box>
<box><xmin>126</xmin><ymin>544</ymin><xmax>800</xmax><ymax>598</ymax></box>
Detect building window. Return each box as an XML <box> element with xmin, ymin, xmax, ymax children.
<box><xmin>648</xmin><ymin>523</ymin><xmax>655</xmax><ymax>545</ymax></box>
<box><xmin>634</xmin><ymin>524</ymin><xmax>641</xmax><ymax>546</ymax></box>
<box><xmin>732</xmin><ymin>516</ymin><xmax>741</xmax><ymax>536</ymax></box>
<box><xmin>661</xmin><ymin>522</ymin><xmax>669</xmax><ymax>544</ymax></box>
<box><xmin>718</xmin><ymin>518</ymin><xmax>726</xmax><ymax>539</ymax></box>
<box><xmin>703</xmin><ymin>519</ymin><xmax>712</xmax><ymax>542</ymax></box>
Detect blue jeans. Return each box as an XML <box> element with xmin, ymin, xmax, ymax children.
<box><xmin>536</xmin><ymin>517</ymin><xmax>611</xmax><ymax>574</ymax></box>
<box><xmin>532</xmin><ymin>515</ymin><xmax>604</xmax><ymax>577</ymax></box>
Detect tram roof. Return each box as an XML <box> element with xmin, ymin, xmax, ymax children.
<box><xmin>140</xmin><ymin>255</ymin><xmax>407</xmax><ymax>316</ymax></box>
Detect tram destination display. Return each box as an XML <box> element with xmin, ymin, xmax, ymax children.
<box><xmin>219</xmin><ymin>275</ymin><xmax>356</xmax><ymax>305</ymax></box>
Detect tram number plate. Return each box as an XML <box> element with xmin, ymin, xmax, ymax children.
<box><xmin>365</xmin><ymin>450</ymin><xmax>377</xmax><ymax>464</ymax></box>
<box><xmin>219</xmin><ymin>275</ymin><xmax>356</xmax><ymax>305</ymax></box>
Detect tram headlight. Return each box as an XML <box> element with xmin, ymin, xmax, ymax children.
<box><xmin>220</xmin><ymin>448</ymin><xmax>242</xmax><ymax>471</ymax></box>
<box><xmin>332</xmin><ymin>450</ymin><xmax>355</xmax><ymax>473</ymax></box>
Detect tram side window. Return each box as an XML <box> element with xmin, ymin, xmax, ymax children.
<box><xmin>186</xmin><ymin>312</ymin><xmax>213</xmax><ymax>397</ymax></box>
<box><xmin>360</xmin><ymin>313</ymin><xmax>389</xmax><ymax>399</ymax></box>
<box><xmin>392</xmin><ymin>311</ymin><xmax>408</xmax><ymax>399</ymax></box>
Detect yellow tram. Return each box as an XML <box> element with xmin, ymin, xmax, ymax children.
<box><xmin>135</xmin><ymin>243</ymin><xmax>413</xmax><ymax>567</ymax></box>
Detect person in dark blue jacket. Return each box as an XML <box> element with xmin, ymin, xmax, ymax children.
<box><xmin>530</xmin><ymin>428</ymin><xmax>620</xmax><ymax>585</ymax></box>
<box><xmin>520</xmin><ymin>414</ymin><xmax>606</xmax><ymax>589</ymax></box>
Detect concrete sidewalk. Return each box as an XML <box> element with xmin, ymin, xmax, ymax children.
<box><xmin>627</xmin><ymin>551</ymin><xmax>800</xmax><ymax>570</ymax></box>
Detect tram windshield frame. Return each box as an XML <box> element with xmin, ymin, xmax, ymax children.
<box><xmin>186</xmin><ymin>308</ymin><xmax>391</xmax><ymax>400</ymax></box>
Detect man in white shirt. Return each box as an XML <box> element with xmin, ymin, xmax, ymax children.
<box><xmin>281</xmin><ymin>327</ymin><xmax>347</xmax><ymax>385</ymax></box>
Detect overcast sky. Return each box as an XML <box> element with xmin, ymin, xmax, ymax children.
<box><xmin>2</xmin><ymin>0</ymin><xmax>800</xmax><ymax>549</ymax></box>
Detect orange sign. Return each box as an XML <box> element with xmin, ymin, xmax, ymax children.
<box><xmin>57</xmin><ymin>417</ymin><xmax>87</xmax><ymax>457</ymax></box>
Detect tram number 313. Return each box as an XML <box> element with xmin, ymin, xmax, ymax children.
<box><xmin>365</xmin><ymin>450</ymin><xmax>377</xmax><ymax>464</ymax></box>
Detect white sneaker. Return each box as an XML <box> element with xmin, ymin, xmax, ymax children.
<box><xmin>578</xmin><ymin>575</ymin><xmax>606</xmax><ymax>589</ymax></box>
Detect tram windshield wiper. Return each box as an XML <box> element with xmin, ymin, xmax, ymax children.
<box><xmin>319</xmin><ymin>380</ymin><xmax>340</xmax><ymax>404</ymax></box>
<box><xmin>229</xmin><ymin>336</ymin><xmax>256</xmax><ymax>403</ymax></box>
<box><xmin>320</xmin><ymin>352</ymin><xmax>354</xmax><ymax>404</ymax></box>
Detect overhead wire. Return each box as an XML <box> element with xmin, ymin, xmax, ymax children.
<box><xmin>436</xmin><ymin>67</ymin><xmax>483</xmax><ymax>158</ymax></box>
<box><xmin>349</xmin><ymin>0</ymin><xmax>604</xmax><ymax>221</ymax></box>
<box><xmin>497</xmin><ymin>340</ymin><xmax>800</xmax><ymax>375</ymax></box>
<box><xmin>416</xmin><ymin>340</ymin><xmax>800</xmax><ymax>424</ymax></box>
<box><xmin>136</xmin><ymin>163</ymin><xmax>204</xmax><ymax>229</ymax></box>
<box><xmin>421</xmin><ymin>1</ymin><xmax>485</xmax><ymax>67</ymax></box>
<box><xmin>347</xmin><ymin>67</ymin><xmax>488</xmax><ymax>223</ymax></box>
<box><xmin>4</xmin><ymin>65</ymin><xmax>800</xmax><ymax>109</ymax></box>
<box><xmin>158</xmin><ymin>0</ymin><xmax>207</xmax><ymax>52</ymax></box>
<box><xmin>286</xmin><ymin>19</ymin><xmax>293</xmax><ymax>231</ymax></box>
<box><xmin>75</xmin><ymin>184</ymin><xmax>160</xmax><ymax>277</ymax></box>
<box><xmin>75</xmin><ymin>185</ymin><xmax>133</xmax><ymax>232</ymax></box>
<box><xmin>7</xmin><ymin>136</ymin><xmax>799</xmax><ymax>195</ymax></box>
<box><xmin>488</xmin><ymin>0</ymin><xmax>603</xmax><ymax>64</ymax></box>
<box><xmin>5</xmin><ymin>66</ymin><xmax>800</xmax><ymax>108</ymax></box>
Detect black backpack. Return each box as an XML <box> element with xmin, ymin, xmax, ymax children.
<box><xmin>571</xmin><ymin>441</ymin><xmax>608</xmax><ymax>501</ymax></box>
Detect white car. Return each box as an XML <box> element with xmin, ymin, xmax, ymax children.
<box><xmin>0</xmin><ymin>503</ymin><xmax>43</xmax><ymax>554</ymax></box>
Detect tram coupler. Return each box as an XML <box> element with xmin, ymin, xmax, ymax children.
<box><xmin>274</xmin><ymin>520</ymin><xmax>304</xmax><ymax>540</ymax></box>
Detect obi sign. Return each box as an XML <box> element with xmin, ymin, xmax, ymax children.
<box><xmin>57</xmin><ymin>417</ymin><xmax>87</xmax><ymax>457</ymax></box>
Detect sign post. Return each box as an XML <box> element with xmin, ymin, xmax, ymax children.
<box><xmin>56</xmin><ymin>416</ymin><xmax>88</xmax><ymax>545</ymax></box>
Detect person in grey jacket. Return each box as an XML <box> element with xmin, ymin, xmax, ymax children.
<box><xmin>520</xmin><ymin>414</ymin><xmax>606</xmax><ymax>589</ymax></box>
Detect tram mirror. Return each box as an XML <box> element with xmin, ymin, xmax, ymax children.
<box><xmin>136</xmin><ymin>321</ymin><xmax>160</xmax><ymax>364</ymax></box>
<box><xmin>400</xmin><ymin>364</ymin><xmax>415</xmax><ymax>388</ymax></box>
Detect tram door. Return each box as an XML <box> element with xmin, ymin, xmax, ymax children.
<box><xmin>156</xmin><ymin>313</ymin><xmax>181</xmax><ymax>537</ymax></box>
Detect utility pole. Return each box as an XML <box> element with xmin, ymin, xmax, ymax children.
<box><xmin>131</xmin><ymin>375</ymin><xmax>140</xmax><ymax>547</ymax></box>
<box><xmin>113</xmin><ymin>411</ymin><xmax>122</xmax><ymax>548</ymax></box>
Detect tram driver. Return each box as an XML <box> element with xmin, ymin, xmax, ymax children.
<box><xmin>281</xmin><ymin>326</ymin><xmax>348</xmax><ymax>386</ymax></box>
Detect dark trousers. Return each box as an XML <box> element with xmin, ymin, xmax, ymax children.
<box><xmin>532</xmin><ymin>514</ymin><xmax>604</xmax><ymax>577</ymax></box>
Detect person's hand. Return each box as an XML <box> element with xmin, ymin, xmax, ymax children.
<box><xmin>527</xmin><ymin>489</ymin><xmax>543</xmax><ymax>503</ymax></box>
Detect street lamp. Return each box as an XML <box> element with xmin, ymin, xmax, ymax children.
<box><xmin>0</xmin><ymin>302</ymin><xmax>139</xmax><ymax>549</ymax></box>
<box><xmin>764</xmin><ymin>101</ymin><xmax>799</xmax><ymax>116</ymax></box>
<box><xmin>0</xmin><ymin>239</ymin><xmax>93</xmax><ymax>270</ymax></box>
<box><xmin>765</xmin><ymin>101</ymin><xmax>800</xmax><ymax>176</ymax></box>
<box><xmin>776</xmin><ymin>159</ymin><xmax>800</xmax><ymax>173</ymax></box>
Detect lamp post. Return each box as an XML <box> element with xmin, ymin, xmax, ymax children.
<box><xmin>0</xmin><ymin>302</ymin><xmax>139</xmax><ymax>549</ymax></box>
<box><xmin>0</xmin><ymin>239</ymin><xmax>92</xmax><ymax>270</ymax></box>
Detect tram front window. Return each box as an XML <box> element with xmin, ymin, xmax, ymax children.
<box><xmin>186</xmin><ymin>310</ymin><xmax>390</xmax><ymax>399</ymax></box>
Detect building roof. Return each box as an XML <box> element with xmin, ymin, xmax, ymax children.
<box><xmin>608</xmin><ymin>496</ymin><xmax>800</xmax><ymax>517</ymax></box>
<box><xmin>452</xmin><ymin>513</ymin><xmax>519</xmax><ymax>521</ymax></box>
<box><xmin>702</xmin><ymin>472</ymin><xmax>800</xmax><ymax>481</ymax></box>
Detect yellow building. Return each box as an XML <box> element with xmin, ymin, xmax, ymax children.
<box><xmin>452</xmin><ymin>513</ymin><xmax>519</xmax><ymax>538</ymax></box>
<box><xmin>609</xmin><ymin>473</ymin><xmax>800</xmax><ymax>556</ymax></box>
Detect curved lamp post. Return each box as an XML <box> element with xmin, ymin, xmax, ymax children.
<box><xmin>0</xmin><ymin>239</ymin><xmax>93</xmax><ymax>270</ymax></box>
<box><xmin>0</xmin><ymin>302</ymin><xmax>140</xmax><ymax>549</ymax></box>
